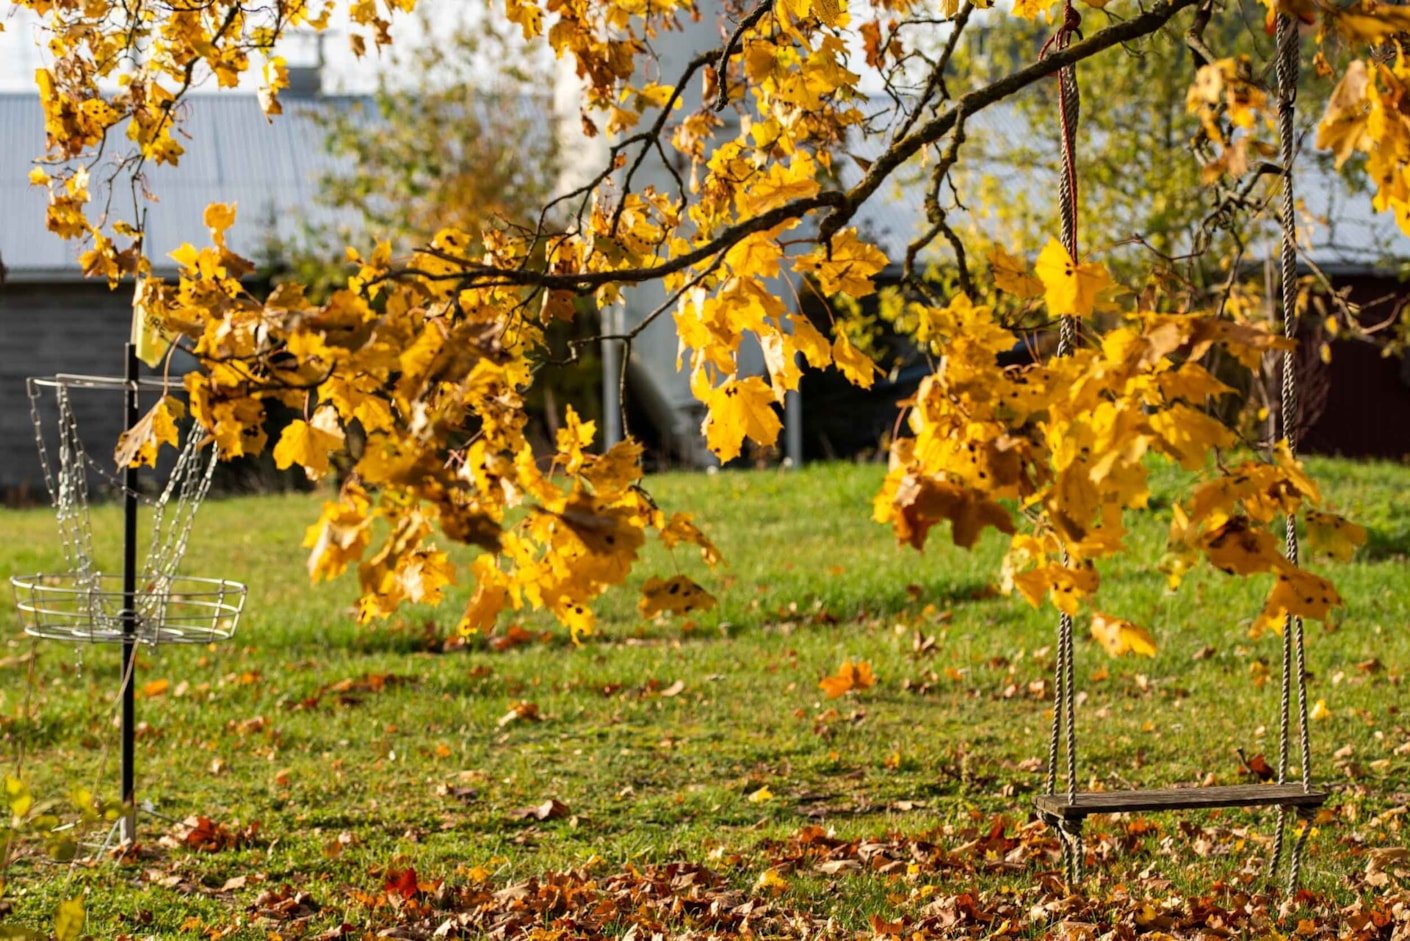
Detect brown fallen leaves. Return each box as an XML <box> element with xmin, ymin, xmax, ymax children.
<box><xmin>229</xmin><ymin>815</ymin><xmax>1410</xmax><ymax>940</ymax></box>
<box><xmin>160</xmin><ymin>815</ymin><xmax>260</xmax><ymax>853</ymax></box>
<box><xmin>290</xmin><ymin>672</ymin><xmax>414</xmax><ymax>710</ymax></box>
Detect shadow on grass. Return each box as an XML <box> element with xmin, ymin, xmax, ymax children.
<box><xmin>1361</xmin><ymin>523</ymin><xmax>1410</xmax><ymax>561</ymax></box>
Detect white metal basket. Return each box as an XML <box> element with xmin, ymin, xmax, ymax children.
<box><xmin>10</xmin><ymin>573</ymin><xmax>246</xmax><ymax>645</ymax></box>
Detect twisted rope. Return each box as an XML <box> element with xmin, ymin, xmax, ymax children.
<box><xmin>1041</xmin><ymin>1</ymin><xmax>1086</xmax><ymax>887</ymax></box>
<box><xmin>1269</xmin><ymin>9</ymin><xmax>1314</xmax><ymax>891</ymax></box>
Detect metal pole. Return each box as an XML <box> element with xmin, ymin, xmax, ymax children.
<box><xmin>783</xmin><ymin>388</ymin><xmax>803</xmax><ymax>468</ymax></box>
<box><xmin>601</xmin><ymin>306</ymin><xmax>624</xmax><ymax>448</ymax></box>
<box><xmin>120</xmin><ymin>342</ymin><xmax>139</xmax><ymax>843</ymax></box>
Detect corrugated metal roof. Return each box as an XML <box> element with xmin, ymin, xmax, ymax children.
<box><xmin>1</xmin><ymin>93</ymin><xmax>348</xmax><ymax>279</ymax></box>
<box><xmin>2</xmin><ymin>89</ymin><xmax>1404</xmax><ymax>280</ymax></box>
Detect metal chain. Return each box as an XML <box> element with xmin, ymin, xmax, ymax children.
<box><xmin>27</xmin><ymin>376</ymin><xmax>219</xmax><ymax>643</ymax></box>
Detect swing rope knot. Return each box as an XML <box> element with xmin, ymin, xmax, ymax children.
<box><xmin>1039</xmin><ymin>0</ymin><xmax>1083</xmax><ymax>59</ymax></box>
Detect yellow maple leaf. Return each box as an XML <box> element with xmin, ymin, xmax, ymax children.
<box><xmin>889</xmin><ymin>474</ymin><xmax>1015</xmax><ymax>551</ymax></box>
<box><xmin>819</xmin><ymin>659</ymin><xmax>876</xmax><ymax>698</ymax></box>
<box><xmin>303</xmin><ymin>488</ymin><xmax>372</xmax><ymax>582</ymax></box>
<box><xmin>1090</xmin><ymin>612</ymin><xmax>1158</xmax><ymax>658</ymax></box>
<box><xmin>395</xmin><ymin>549</ymin><xmax>454</xmax><ymax>606</ymax></box>
<box><xmin>272</xmin><ymin>417</ymin><xmax>344</xmax><ymax>480</ymax></box>
<box><xmin>1316</xmin><ymin>60</ymin><xmax>1371</xmax><ymax>170</ymax></box>
<box><xmin>1325</xmin><ymin>1</ymin><xmax>1410</xmax><ymax>43</ymax></box>
<box><xmin>755</xmin><ymin>868</ymin><xmax>790</xmax><ymax>892</ymax></box>
<box><xmin>203</xmin><ymin>201</ymin><xmax>237</xmax><ymax>243</ymax></box>
<box><xmin>789</xmin><ymin>316</ymin><xmax>833</xmax><ymax>368</ymax></box>
<box><xmin>1252</xmin><ymin>567</ymin><xmax>1343</xmax><ymax>637</ymax></box>
<box><xmin>114</xmin><ymin>395</ymin><xmax>185</xmax><ymax>468</ymax></box>
<box><xmin>988</xmin><ymin>245</ymin><xmax>1042</xmax><ymax>298</ymax></box>
<box><xmin>1011</xmin><ymin>563</ymin><xmax>1099</xmax><ymax>615</ymax></box>
<box><xmin>638</xmin><ymin>575</ymin><xmax>717</xmax><ymax>617</ymax></box>
<box><xmin>1302</xmin><ymin>510</ymin><xmax>1367</xmax><ymax>561</ymax></box>
<box><xmin>1034</xmin><ymin>238</ymin><xmax>1112</xmax><ymax>318</ymax></box>
<box><xmin>1147</xmin><ymin>404</ymin><xmax>1235</xmax><ymax>469</ymax></box>
<box><xmin>702</xmin><ymin>377</ymin><xmax>782</xmax><ymax>462</ymax></box>
<box><xmin>555</xmin><ymin>406</ymin><xmax>596</xmax><ymax>475</ymax></box>
<box><xmin>792</xmin><ymin>228</ymin><xmax>889</xmax><ymax>297</ymax></box>
<box><xmin>550</xmin><ymin>596</ymin><xmax>596</xmax><ymax>644</ymax></box>
<box><xmin>457</xmin><ymin>557</ymin><xmax>509</xmax><ymax>636</ymax></box>
<box><xmin>831</xmin><ymin>331</ymin><xmax>876</xmax><ymax>389</ymax></box>
<box><xmin>1200</xmin><ymin>517</ymin><xmax>1282</xmax><ymax>575</ymax></box>
<box><xmin>737</xmin><ymin>153</ymin><xmax>821</xmax><ymax>216</ymax></box>
<box><xmin>658</xmin><ymin>512</ymin><xmax>722</xmax><ymax>566</ymax></box>
<box><xmin>1012</xmin><ymin>0</ymin><xmax>1057</xmax><ymax>18</ymax></box>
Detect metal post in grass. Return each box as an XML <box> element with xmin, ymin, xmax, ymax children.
<box><xmin>120</xmin><ymin>342</ymin><xmax>139</xmax><ymax>843</ymax></box>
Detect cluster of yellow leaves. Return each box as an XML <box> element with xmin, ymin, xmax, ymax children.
<box><xmin>875</xmin><ymin>243</ymin><xmax>1358</xmax><ymax>656</ymax></box>
<box><xmin>23</xmin><ymin>0</ymin><xmax>1383</xmax><ymax>647</ymax></box>
<box><xmin>1164</xmin><ymin>444</ymin><xmax>1364</xmax><ymax>636</ymax></box>
<box><xmin>19</xmin><ymin>0</ymin><xmax>421</xmax><ymax>280</ymax></box>
<box><xmin>1317</xmin><ymin>51</ymin><xmax>1410</xmax><ymax>238</ymax></box>
<box><xmin>22</xmin><ymin>0</ymin><xmax>897</xmax><ymax>640</ymax></box>
<box><xmin>1185</xmin><ymin>56</ymin><xmax>1273</xmax><ymax>182</ymax></box>
<box><xmin>129</xmin><ymin>206</ymin><xmax>721</xmax><ymax>639</ymax></box>
<box><xmin>1186</xmin><ymin>1</ymin><xmax>1410</xmax><ymax>187</ymax></box>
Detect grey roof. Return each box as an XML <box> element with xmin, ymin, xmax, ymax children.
<box><xmin>3</xmin><ymin>90</ymin><xmax>1404</xmax><ymax>281</ymax></box>
<box><xmin>1</xmin><ymin>93</ymin><xmax>343</xmax><ymax>279</ymax></box>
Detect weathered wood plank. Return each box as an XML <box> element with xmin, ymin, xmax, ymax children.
<box><xmin>1034</xmin><ymin>784</ymin><xmax>1328</xmax><ymax>821</ymax></box>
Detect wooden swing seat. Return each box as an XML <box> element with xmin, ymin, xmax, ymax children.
<box><xmin>1034</xmin><ymin>784</ymin><xmax>1328</xmax><ymax>822</ymax></box>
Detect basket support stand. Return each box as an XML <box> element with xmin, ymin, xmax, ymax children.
<box><xmin>120</xmin><ymin>342</ymin><xmax>138</xmax><ymax>844</ymax></box>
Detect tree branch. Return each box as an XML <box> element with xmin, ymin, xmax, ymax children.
<box><xmin>821</xmin><ymin>0</ymin><xmax>1201</xmax><ymax>242</ymax></box>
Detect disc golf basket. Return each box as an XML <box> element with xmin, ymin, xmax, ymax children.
<box><xmin>10</xmin><ymin>344</ymin><xmax>246</xmax><ymax>843</ymax></box>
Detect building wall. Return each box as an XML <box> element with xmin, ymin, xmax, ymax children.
<box><xmin>1304</xmin><ymin>274</ymin><xmax>1410</xmax><ymax>460</ymax></box>
<box><xmin>0</xmin><ymin>281</ymin><xmax>145</xmax><ymax>498</ymax></box>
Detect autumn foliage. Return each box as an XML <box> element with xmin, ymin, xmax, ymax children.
<box><xmin>15</xmin><ymin>0</ymin><xmax>1394</xmax><ymax>648</ymax></box>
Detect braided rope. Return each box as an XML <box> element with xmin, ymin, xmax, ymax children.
<box><xmin>1040</xmin><ymin>3</ymin><xmax>1086</xmax><ymax>887</ymax></box>
<box><xmin>1270</xmin><ymin>9</ymin><xmax>1314</xmax><ymax>889</ymax></box>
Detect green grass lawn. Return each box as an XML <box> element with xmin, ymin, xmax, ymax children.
<box><xmin>0</xmin><ymin>457</ymin><xmax>1408</xmax><ymax>937</ymax></box>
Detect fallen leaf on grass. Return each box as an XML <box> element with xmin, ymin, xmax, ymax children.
<box><xmin>163</xmin><ymin>815</ymin><xmax>260</xmax><ymax>853</ymax></box>
<box><xmin>510</xmin><ymin>799</ymin><xmax>570</xmax><ymax>822</ymax></box>
<box><xmin>1242</xmin><ymin>752</ymin><xmax>1275</xmax><ymax>781</ymax></box>
<box><xmin>497</xmin><ymin>701</ymin><xmax>542</xmax><ymax>727</ymax></box>
<box><xmin>251</xmin><ymin>885</ymin><xmax>319</xmax><ymax>922</ymax></box>
<box><xmin>490</xmin><ymin>625</ymin><xmax>548</xmax><ymax>652</ymax></box>
<box><xmin>292</xmin><ymin>673</ymin><xmax>412</xmax><ymax>711</ymax></box>
<box><xmin>820</xmin><ymin>659</ymin><xmax>876</xmax><ymax>698</ymax></box>
<box><xmin>322</xmin><ymin>831</ymin><xmax>360</xmax><ymax>860</ymax></box>
<box><xmin>755</xmin><ymin>869</ymin><xmax>789</xmax><ymax>893</ymax></box>
<box><xmin>385</xmin><ymin>867</ymin><xmax>423</xmax><ymax>902</ymax></box>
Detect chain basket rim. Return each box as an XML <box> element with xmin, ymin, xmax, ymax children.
<box><xmin>10</xmin><ymin>572</ymin><xmax>247</xmax><ymax>646</ymax></box>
